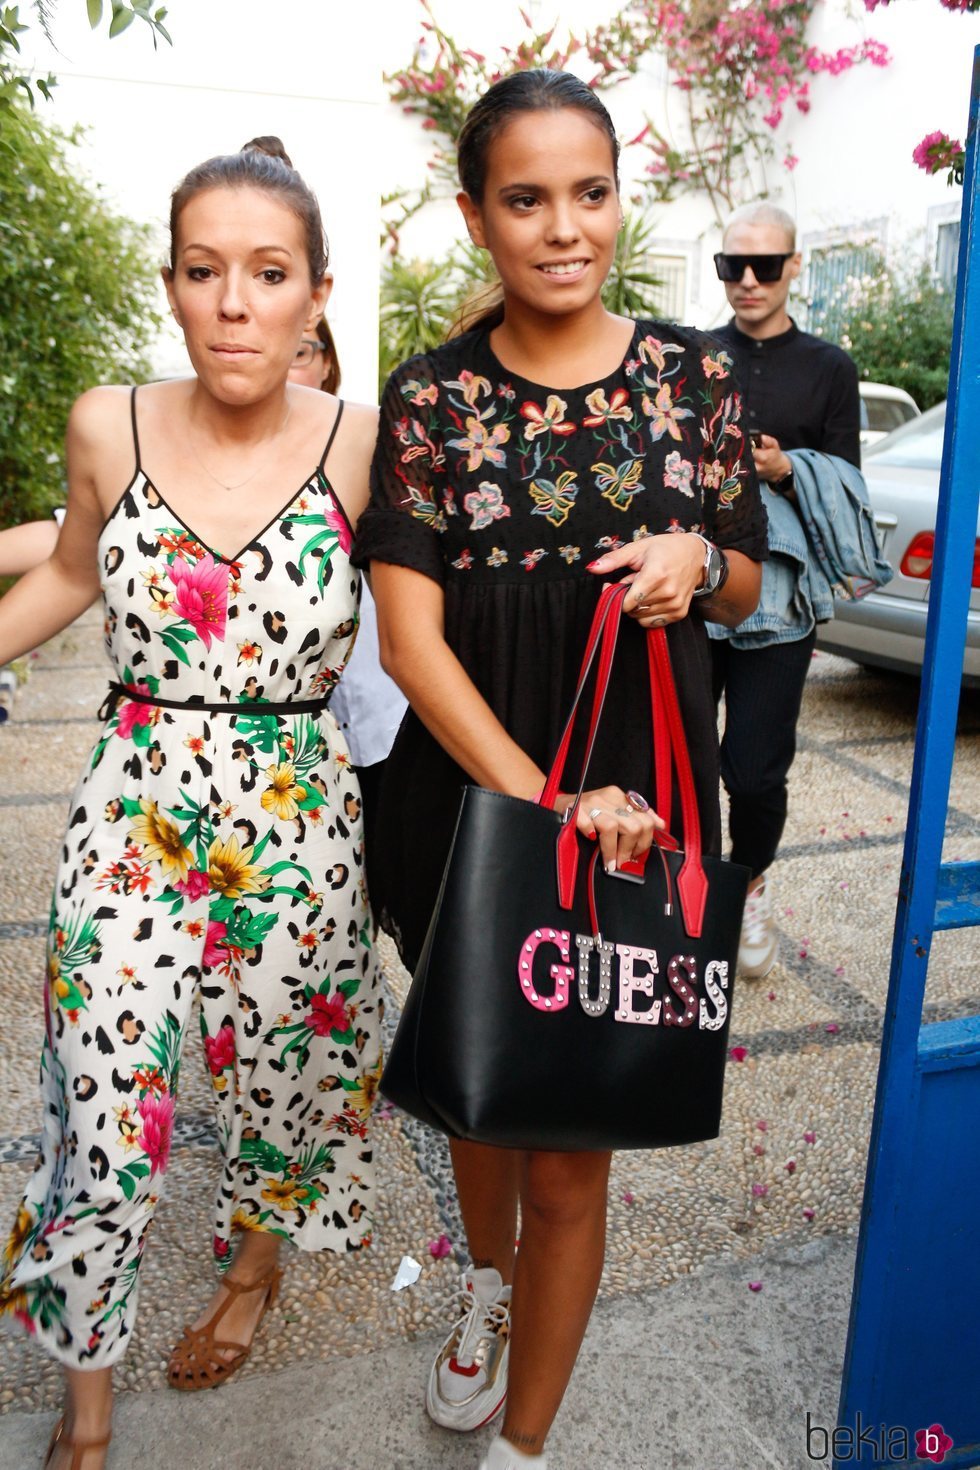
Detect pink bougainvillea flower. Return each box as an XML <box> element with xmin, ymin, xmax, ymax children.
<box><xmin>729</xmin><ymin>1045</ymin><xmax>748</xmax><ymax>1063</ymax></box>
<box><xmin>804</xmin><ymin>1131</ymin><xmax>817</xmax><ymax>1145</ymax></box>
<box><xmin>785</xmin><ymin>1159</ymin><xmax>797</xmax><ymax>1175</ymax></box>
<box><xmin>175</xmin><ymin>868</ymin><xmax>210</xmax><ymax>902</ymax></box>
<box><xmin>825</xmin><ymin>1023</ymin><xmax>840</xmax><ymax>1035</ymax></box>
<box><xmin>622</xmin><ymin>1191</ymin><xmax>635</xmax><ymax>1205</ymax></box>
<box><xmin>305</xmin><ymin>990</ymin><xmax>349</xmax><ymax>1037</ymax></box>
<box><xmin>767</xmin><ymin>990</ymin><xmax>777</xmax><ymax>1002</ymax></box>
<box><xmin>428</xmin><ymin>1234</ymin><xmax>453</xmax><ymax>1259</ymax></box>
<box><xmin>803</xmin><ymin>1207</ymin><xmax>816</xmax><ymax>1221</ymax></box>
<box><xmin>756</xmin><ymin>1120</ymin><xmax>768</xmax><ymax>1133</ymax></box>
<box><xmin>752</xmin><ymin>1183</ymin><xmax>769</xmax><ymax>1198</ymax></box>
<box><xmin>169</xmin><ymin>552</ymin><xmax>229</xmax><ymax>649</ymax></box>
<box><xmin>202</xmin><ymin>920</ymin><xmax>228</xmax><ymax>970</ymax></box>
<box><xmin>137</xmin><ymin>1091</ymin><xmax>174</xmax><ymax>1175</ymax></box>
<box><xmin>203</xmin><ymin>1023</ymin><xmax>235</xmax><ymax>1077</ymax></box>
<box><xmin>116</xmin><ymin>684</ymin><xmax>157</xmax><ymax>739</ymax></box>
<box><xmin>753</xmin><ymin>1144</ymin><xmax>766</xmax><ymax>1157</ymax></box>
<box><xmin>747</xmin><ymin>1281</ymin><xmax>763</xmax><ymax>1292</ymax></box>
<box><xmin>912</xmin><ymin>130</ymin><xmax>964</xmax><ymax>175</ymax></box>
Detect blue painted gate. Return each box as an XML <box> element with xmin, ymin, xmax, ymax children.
<box><xmin>835</xmin><ymin>46</ymin><xmax>980</xmax><ymax>1470</ymax></box>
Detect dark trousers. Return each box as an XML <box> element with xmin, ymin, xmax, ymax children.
<box><xmin>710</xmin><ymin>629</ymin><xmax>817</xmax><ymax>880</ymax></box>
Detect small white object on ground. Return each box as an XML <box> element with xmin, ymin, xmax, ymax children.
<box><xmin>390</xmin><ymin>1255</ymin><xmax>422</xmax><ymax>1292</ymax></box>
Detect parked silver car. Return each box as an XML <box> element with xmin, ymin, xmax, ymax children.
<box><xmin>815</xmin><ymin>403</ymin><xmax>980</xmax><ymax>686</ymax></box>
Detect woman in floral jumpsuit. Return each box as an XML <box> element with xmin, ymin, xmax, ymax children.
<box><xmin>0</xmin><ymin>140</ymin><xmax>381</xmax><ymax>1468</ymax></box>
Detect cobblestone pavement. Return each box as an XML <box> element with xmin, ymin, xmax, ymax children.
<box><xmin>1</xmin><ymin>614</ymin><xmax>978</xmax><ymax>1444</ymax></box>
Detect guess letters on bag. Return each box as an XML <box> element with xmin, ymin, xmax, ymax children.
<box><xmin>517</xmin><ymin>927</ymin><xmax>730</xmax><ymax>1032</ymax></box>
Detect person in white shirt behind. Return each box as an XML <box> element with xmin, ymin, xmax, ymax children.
<box><xmin>288</xmin><ymin>314</ymin><xmax>407</xmax><ymax>864</ymax></box>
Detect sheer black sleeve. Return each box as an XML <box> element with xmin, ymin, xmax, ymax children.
<box><xmin>351</xmin><ymin>354</ymin><xmax>449</xmax><ymax>586</ymax></box>
<box><xmin>695</xmin><ymin>335</ymin><xmax>769</xmax><ymax>561</ymax></box>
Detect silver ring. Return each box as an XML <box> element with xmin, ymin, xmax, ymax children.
<box><xmin>588</xmin><ymin>807</ymin><xmax>603</xmax><ymax>822</ymax></box>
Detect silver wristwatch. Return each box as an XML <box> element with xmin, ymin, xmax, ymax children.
<box><xmin>689</xmin><ymin>532</ymin><xmax>729</xmax><ymax>598</ymax></box>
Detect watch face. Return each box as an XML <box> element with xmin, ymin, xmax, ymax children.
<box><xmin>706</xmin><ymin>545</ymin><xmax>723</xmax><ymax>591</ymax></box>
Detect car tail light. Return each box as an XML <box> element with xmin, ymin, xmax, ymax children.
<box><xmin>899</xmin><ymin>532</ymin><xmax>980</xmax><ymax>588</ymax></box>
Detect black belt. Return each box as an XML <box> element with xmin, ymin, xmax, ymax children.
<box><xmin>99</xmin><ymin>681</ymin><xmax>333</xmax><ymax>722</ymax></box>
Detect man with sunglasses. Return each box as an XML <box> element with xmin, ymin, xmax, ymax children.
<box><xmin>709</xmin><ymin>202</ymin><xmax>861</xmax><ymax>980</ymax></box>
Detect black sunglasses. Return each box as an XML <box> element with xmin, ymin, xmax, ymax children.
<box><xmin>713</xmin><ymin>252</ymin><xmax>794</xmax><ymax>284</ymax></box>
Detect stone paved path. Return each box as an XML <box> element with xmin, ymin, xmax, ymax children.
<box><xmin>1</xmin><ymin>614</ymin><xmax>978</xmax><ymax>1461</ymax></box>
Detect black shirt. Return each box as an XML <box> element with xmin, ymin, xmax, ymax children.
<box><xmin>712</xmin><ymin>318</ymin><xmax>861</xmax><ymax>468</ymax></box>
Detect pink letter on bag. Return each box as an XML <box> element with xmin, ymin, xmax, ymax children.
<box><xmin>518</xmin><ymin>929</ymin><xmax>573</xmax><ymax>1012</ymax></box>
<box><xmin>614</xmin><ymin>945</ymin><xmax>661</xmax><ymax>1025</ymax></box>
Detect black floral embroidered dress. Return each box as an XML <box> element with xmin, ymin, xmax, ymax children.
<box><xmin>354</xmin><ymin>321</ymin><xmax>768</xmax><ymax>969</ymax></box>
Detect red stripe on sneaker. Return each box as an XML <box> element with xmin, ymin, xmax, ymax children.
<box><xmin>474</xmin><ymin>1392</ymin><xmax>507</xmax><ymax>1429</ymax></box>
<box><xmin>448</xmin><ymin>1356</ymin><xmax>481</xmax><ymax>1378</ymax></box>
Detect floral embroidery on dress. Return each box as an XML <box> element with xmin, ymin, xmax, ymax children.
<box><xmin>376</xmin><ymin>319</ymin><xmax>755</xmax><ymax>579</ymax></box>
<box><xmin>463</xmin><ymin>480</ymin><xmax>512</xmax><ymax>530</ymax></box>
<box><xmin>528</xmin><ymin>471</ymin><xmax>579</xmax><ymax>527</ymax></box>
<box><xmin>520</xmin><ymin>394</ymin><xmax>577</xmax><ymax>440</ymax></box>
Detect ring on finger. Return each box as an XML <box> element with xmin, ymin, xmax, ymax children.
<box><xmin>626</xmin><ymin>789</ymin><xmax>651</xmax><ymax>813</ymax></box>
<box><xmin>588</xmin><ymin>807</ymin><xmax>603</xmax><ymax>822</ymax></box>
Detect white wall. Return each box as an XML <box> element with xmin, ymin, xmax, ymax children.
<box><xmin>23</xmin><ymin>0</ymin><xmax>976</xmax><ymax>383</ymax></box>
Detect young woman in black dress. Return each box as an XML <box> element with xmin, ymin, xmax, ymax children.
<box><xmin>354</xmin><ymin>71</ymin><xmax>767</xmax><ymax>1470</ymax></box>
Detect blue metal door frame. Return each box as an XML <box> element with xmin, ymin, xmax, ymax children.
<box><xmin>836</xmin><ymin>47</ymin><xmax>980</xmax><ymax>1470</ymax></box>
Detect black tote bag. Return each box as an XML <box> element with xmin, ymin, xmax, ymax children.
<box><xmin>381</xmin><ymin>583</ymin><xmax>750</xmax><ymax>1151</ymax></box>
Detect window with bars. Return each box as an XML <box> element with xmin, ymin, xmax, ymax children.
<box><xmin>805</xmin><ymin>241</ymin><xmax>879</xmax><ymax>338</ymax></box>
<box><xmin>936</xmin><ymin>219</ymin><xmax>960</xmax><ymax>288</ymax></box>
<box><xmin>646</xmin><ymin>254</ymin><xmax>688</xmax><ymax>322</ymax></box>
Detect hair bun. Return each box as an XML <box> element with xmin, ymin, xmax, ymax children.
<box><xmin>241</xmin><ymin>135</ymin><xmax>293</xmax><ymax>169</ymax></box>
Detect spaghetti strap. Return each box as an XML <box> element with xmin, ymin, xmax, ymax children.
<box><xmin>130</xmin><ymin>386</ymin><xmax>142</xmax><ymax>473</ymax></box>
<box><xmin>319</xmin><ymin>400</ymin><xmax>345</xmax><ymax>473</ymax></box>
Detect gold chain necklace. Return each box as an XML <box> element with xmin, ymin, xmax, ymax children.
<box><xmin>187</xmin><ymin>404</ymin><xmax>292</xmax><ymax>493</ymax></box>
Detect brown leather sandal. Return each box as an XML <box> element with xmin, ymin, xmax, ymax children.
<box><xmin>167</xmin><ymin>1266</ymin><xmax>282</xmax><ymax>1392</ymax></box>
<box><xmin>44</xmin><ymin>1416</ymin><xmax>111</xmax><ymax>1469</ymax></box>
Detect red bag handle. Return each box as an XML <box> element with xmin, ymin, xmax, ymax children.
<box><xmin>543</xmin><ymin>582</ymin><xmax>708</xmax><ymax>938</ymax></box>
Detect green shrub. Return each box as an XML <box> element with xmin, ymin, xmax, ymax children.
<box><xmin>821</xmin><ymin>256</ymin><xmax>953</xmax><ymax>411</ymax></box>
<box><xmin>0</xmin><ymin>101</ymin><xmax>162</xmax><ymax>528</ymax></box>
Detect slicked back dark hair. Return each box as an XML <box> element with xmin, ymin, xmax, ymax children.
<box><xmin>168</xmin><ymin>135</ymin><xmax>328</xmax><ymax>282</ymax></box>
<box><xmin>457</xmin><ymin>69</ymin><xmax>620</xmax><ymax>204</ymax></box>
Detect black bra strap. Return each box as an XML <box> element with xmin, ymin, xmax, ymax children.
<box><xmin>319</xmin><ymin>399</ymin><xmax>345</xmax><ymax>473</ymax></box>
<box><xmin>130</xmin><ymin>385</ymin><xmax>141</xmax><ymax>473</ymax></box>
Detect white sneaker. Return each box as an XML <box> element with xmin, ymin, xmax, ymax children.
<box><xmin>738</xmin><ymin>877</ymin><xmax>778</xmax><ymax>979</ymax></box>
<box><xmin>480</xmin><ymin>1434</ymin><xmax>549</xmax><ymax>1469</ymax></box>
<box><xmin>426</xmin><ymin>1265</ymin><xmax>511</xmax><ymax>1432</ymax></box>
